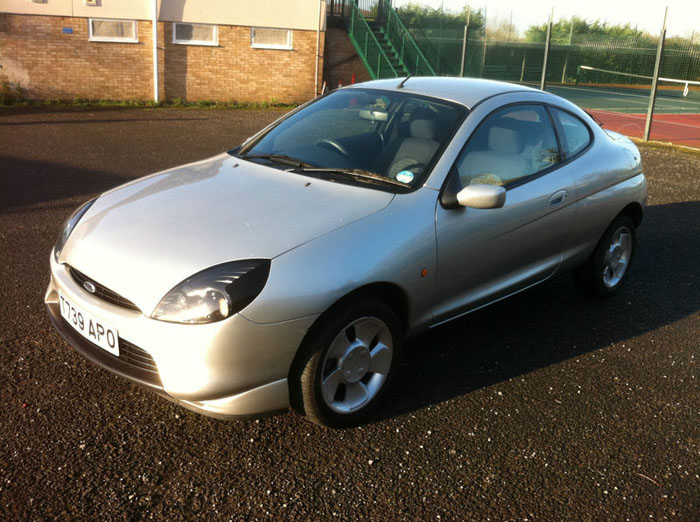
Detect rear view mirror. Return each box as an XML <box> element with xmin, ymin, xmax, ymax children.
<box><xmin>359</xmin><ymin>109</ymin><xmax>388</xmax><ymax>122</ymax></box>
<box><xmin>456</xmin><ymin>184</ymin><xmax>506</xmax><ymax>209</ymax></box>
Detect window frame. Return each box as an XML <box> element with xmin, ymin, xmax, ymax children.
<box><xmin>250</xmin><ymin>27</ymin><xmax>293</xmax><ymax>50</ymax></box>
<box><xmin>172</xmin><ymin>22</ymin><xmax>219</xmax><ymax>47</ymax></box>
<box><xmin>547</xmin><ymin>106</ymin><xmax>594</xmax><ymax>162</ymax></box>
<box><xmin>445</xmin><ymin>102</ymin><xmax>565</xmax><ymax>194</ymax></box>
<box><xmin>88</xmin><ymin>18</ymin><xmax>138</xmax><ymax>43</ymax></box>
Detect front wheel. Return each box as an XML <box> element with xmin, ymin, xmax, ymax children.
<box><xmin>575</xmin><ymin>215</ymin><xmax>637</xmax><ymax>297</ymax></box>
<box><xmin>289</xmin><ymin>297</ymin><xmax>402</xmax><ymax>428</ymax></box>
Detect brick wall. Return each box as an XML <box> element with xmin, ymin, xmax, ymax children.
<box><xmin>0</xmin><ymin>14</ymin><xmax>160</xmax><ymax>100</ymax></box>
<box><xmin>164</xmin><ymin>23</ymin><xmax>323</xmax><ymax>103</ymax></box>
<box><xmin>0</xmin><ymin>13</ymin><xmax>323</xmax><ymax>103</ymax></box>
<box><xmin>322</xmin><ymin>26</ymin><xmax>371</xmax><ymax>90</ymax></box>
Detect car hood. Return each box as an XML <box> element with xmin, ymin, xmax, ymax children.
<box><xmin>61</xmin><ymin>153</ymin><xmax>394</xmax><ymax>314</ymax></box>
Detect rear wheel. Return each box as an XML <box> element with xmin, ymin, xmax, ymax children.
<box><xmin>575</xmin><ymin>215</ymin><xmax>636</xmax><ymax>297</ymax></box>
<box><xmin>290</xmin><ymin>297</ymin><xmax>401</xmax><ymax>428</ymax></box>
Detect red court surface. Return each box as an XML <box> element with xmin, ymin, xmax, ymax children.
<box><xmin>587</xmin><ymin>110</ymin><xmax>700</xmax><ymax>149</ymax></box>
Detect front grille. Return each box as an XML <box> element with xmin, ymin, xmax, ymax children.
<box><xmin>68</xmin><ymin>266</ymin><xmax>141</xmax><ymax>312</ymax></box>
<box><xmin>119</xmin><ymin>339</ymin><xmax>159</xmax><ymax>374</ymax></box>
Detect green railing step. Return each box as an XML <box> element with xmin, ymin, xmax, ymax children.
<box><xmin>340</xmin><ymin>1</ymin><xmax>435</xmax><ymax>79</ymax></box>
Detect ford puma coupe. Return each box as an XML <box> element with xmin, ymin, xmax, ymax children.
<box><xmin>45</xmin><ymin>77</ymin><xmax>647</xmax><ymax>427</ymax></box>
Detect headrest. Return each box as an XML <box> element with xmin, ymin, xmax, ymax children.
<box><xmin>410</xmin><ymin>119</ymin><xmax>436</xmax><ymax>140</ymax></box>
<box><xmin>488</xmin><ymin>126</ymin><xmax>521</xmax><ymax>154</ymax></box>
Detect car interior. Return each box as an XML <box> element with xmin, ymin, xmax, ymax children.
<box><xmin>457</xmin><ymin>106</ymin><xmax>562</xmax><ymax>187</ymax></box>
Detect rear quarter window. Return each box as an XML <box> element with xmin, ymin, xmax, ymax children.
<box><xmin>551</xmin><ymin>108</ymin><xmax>592</xmax><ymax>158</ymax></box>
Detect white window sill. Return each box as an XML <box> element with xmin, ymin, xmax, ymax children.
<box><xmin>89</xmin><ymin>37</ymin><xmax>139</xmax><ymax>43</ymax></box>
<box><xmin>251</xmin><ymin>45</ymin><xmax>293</xmax><ymax>51</ymax></box>
<box><xmin>172</xmin><ymin>40</ymin><xmax>220</xmax><ymax>47</ymax></box>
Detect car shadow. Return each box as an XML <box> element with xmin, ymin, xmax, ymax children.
<box><xmin>0</xmin><ymin>117</ymin><xmax>209</xmax><ymax>127</ymax></box>
<box><xmin>0</xmin><ymin>106</ymin><xmax>138</xmax><ymax>116</ymax></box>
<box><xmin>376</xmin><ymin>200</ymin><xmax>700</xmax><ymax>422</ymax></box>
<box><xmin>0</xmin><ymin>156</ymin><xmax>131</xmax><ymax>212</ymax></box>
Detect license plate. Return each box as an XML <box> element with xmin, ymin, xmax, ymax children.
<box><xmin>59</xmin><ymin>291</ymin><xmax>119</xmax><ymax>356</ymax></box>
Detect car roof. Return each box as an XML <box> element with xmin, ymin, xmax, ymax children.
<box><xmin>345</xmin><ymin>77</ymin><xmax>542</xmax><ymax>109</ymax></box>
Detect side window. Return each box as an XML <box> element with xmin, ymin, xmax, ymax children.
<box><xmin>251</xmin><ymin>28</ymin><xmax>293</xmax><ymax>50</ymax></box>
<box><xmin>88</xmin><ymin>19</ymin><xmax>138</xmax><ymax>43</ymax></box>
<box><xmin>173</xmin><ymin>23</ymin><xmax>218</xmax><ymax>46</ymax></box>
<box><xmin>551</xmin><ymin>108</ymin><xmax>592</xmax><ymax>158</ymax></box>
<box><xmin>455</xmin><ymin>105</ymin><xmax>561</xmax><ymax>187</ymax></box>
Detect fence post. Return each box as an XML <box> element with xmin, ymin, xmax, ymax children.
<box><xmin>561</xmin><ymin>18</ymin><xmax>573</xmax><ymax>84</ymax></box>
<box><xmin>480</xmin><ymin>7</ymin><xmax>487</xmax><ymax>77</ymax></box>
<box><xmin>401</xmin><ymin>32</ymin><xmax>406</xmax><ymax>63</ymax></box>
<box><xmin>540</xmin><ymin>7</ymin><xmax>553</xmax><ymax>90</ymax></box>
<box><xmin>349</xmin><ymin>2</ymin><xmax>354</xmax><ymax>34</ymax></box>
<box><xmin>644</xmin><ymin>7</ymin><xmax>668</xmax><ymax>142</ymax></box>
<box><xmin>460</xmin><ymin>8</ymin><xmax>471</xmax><ymax>77</ymax></box>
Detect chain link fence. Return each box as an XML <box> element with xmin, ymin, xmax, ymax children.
<box><xmin>397</xmin><ymin>6</ymin><xmax>700</xmax><ymax>147</ymax></box>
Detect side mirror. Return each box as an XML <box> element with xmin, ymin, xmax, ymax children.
<box><xmin>456</xmin><ymin>184</ymin><xmax>506</xmax><ymax>209</ymax></box>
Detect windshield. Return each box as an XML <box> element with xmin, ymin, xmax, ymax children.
<box><xmin>238</xmin><ymin>88</ymin><xmax>467</xmax><ymax>190</ymax></box>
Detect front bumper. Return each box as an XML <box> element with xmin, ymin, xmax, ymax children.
<box><xmin>45</xmin><ymin>254</ymin><xmax>318</xmax><ymax>418</ymax></box>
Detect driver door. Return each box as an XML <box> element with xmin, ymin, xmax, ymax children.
<box><xmin>433</xmin><ymin>104</ymin><xmax>577</xmax><ymax>324</ymax></box>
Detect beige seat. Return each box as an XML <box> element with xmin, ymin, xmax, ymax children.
<box><xmin>380</xmin><ymin>112</ymin><xmax>440</xmax><ymax>179</ymax></box>
<box><xmin>458</xmin><ymin>126</ymin><xmax>530</xmax><ymax>186</ymax></box>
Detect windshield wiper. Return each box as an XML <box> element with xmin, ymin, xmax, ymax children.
<box><xmin>286</xmin><ymin>167</ymin><xmax>410</xmax><ymax>189</ymax></box>
<box><xmin>239</xmin><ymin>153</ymin><xmax>311</xmax><ymax>168</ymax></box>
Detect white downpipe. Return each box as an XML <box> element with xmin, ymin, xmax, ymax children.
<box><xmin>314</xmin><ymin>0</ymin><xmax>324</xmax><ymax>97</ymax></box>
<box><xmin>152</xmin><ymin>0</ymin><xmax>159</xmax><ymax>102</ymax></box>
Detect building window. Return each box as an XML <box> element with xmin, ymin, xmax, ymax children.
<box><xmin>172</xmin><ymin>23</ymin><xmax>218</xmax><ymax>46</ymax></box>
<box><xmin>88</xmin><ymin>19</ymin><xmax>138</xmax><ymax>43</ymax></box>
<box><xmin>251</xmin><ymin>28</ymin><xmax>292</xmax><ymax>50</ymax></box>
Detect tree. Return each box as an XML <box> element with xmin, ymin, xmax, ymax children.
<box><xmin>486</xmin><ymin>13</ymin><xmax>519</xmax><ymax>41</ymax></box>
<box><xmin>525</xmin><ymin>16</ymin><xmax>650</xmax><ymax>44</ymax></box>
<box><xmin>396</xmin><ymin>2</ymin><xmax>485</xmax><ymax>30</ymax></box>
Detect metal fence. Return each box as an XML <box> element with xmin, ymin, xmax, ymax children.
<box><xmin>397</xmin><ymin>6</ymin><xmax>700</xmax><ymax>147</ymax></box>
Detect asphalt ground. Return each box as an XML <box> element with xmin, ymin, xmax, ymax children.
<box><xmin>1</xmin><ymin>107</ymin><xmax>699</xmax><ymax>520</ymax></box>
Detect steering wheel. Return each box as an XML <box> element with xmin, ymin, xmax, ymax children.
<box><xmin>314</xmin><ymin>139</ymin><xmax>351</xmax><ymax>159</ymax></box>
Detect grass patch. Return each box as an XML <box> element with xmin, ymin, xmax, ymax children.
<box><xmin>0</xmin><ymin>95</ymin><xmax>298</xmax><ymax>110</ymax></box>
<box><xmin>0</xmin><ymin>82</ymin><xmax>27</xmax><ymax>104</ymax></box>
<box><xmin>631</xmin><ymin>137</ymin><xmax>700</xmax><ymax>155</ymax></box>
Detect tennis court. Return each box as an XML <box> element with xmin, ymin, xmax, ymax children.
<box><xmin>546</xmin><ymin>74</ymin><xmax>700</xmax><ymax>148</ymax></box>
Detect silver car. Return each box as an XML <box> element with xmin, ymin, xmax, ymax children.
<box><xmin>45</xmin><ymin>78</ymin><xmax>647</xmax><ymax>428</ymax></box>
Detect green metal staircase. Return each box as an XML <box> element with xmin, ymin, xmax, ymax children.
<box><xmin>332</xmin><ymin>0</ymin><xmax>435</xmax><ymax>80</ymax></box>
<box><xmin>368</xmin><ymin>22</ymin><xmax>409</xmax><ymax>77</ymax></box>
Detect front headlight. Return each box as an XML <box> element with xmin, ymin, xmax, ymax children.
<box><xmin>54</xmin><ymin>198</ymin><xmax>97</xmax><ymax>263</ymax></box>
<box><xmin>151</xmin><ymin>260</ymin><xmax>271</xmax><ymax>324</ymax></box>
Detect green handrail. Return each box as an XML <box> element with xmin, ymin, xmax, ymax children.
<box><xmin>383</xmin><ymin>2</ymin><xmax>436</xmax><ymax>76</ymax></box>
<box><xmin>398</xmin><ymin>20</ymin><xmax>453</xmax><ymax>75</ymax></box>
<box><xmin>344</xmin><ymin>1</ymin><xmax>398</xmax><ymax>79</ymax></box>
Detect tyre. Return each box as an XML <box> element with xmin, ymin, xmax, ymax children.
<box><xmin>575</xmin><ymin>215</ymin><xmax>636</xmax><ymax>297</ymax></box>
<box><xmin>289</xmin><ymin>297</ymin><xmax>402</xmax><ymax>428</ymax></box>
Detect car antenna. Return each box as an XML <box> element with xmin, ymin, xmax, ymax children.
<box><xmin>397</xmin><ymin>75</ymin><xmax>411</xmax><ymax>89</ymax></box>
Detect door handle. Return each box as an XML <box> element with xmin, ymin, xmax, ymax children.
<box><xmin>549</xmin><ymin>190</ymin><xmax>568</xmax><ymax>206</ymax></box>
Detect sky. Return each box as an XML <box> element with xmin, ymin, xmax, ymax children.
<box><xmin>393</xmin><ymin>0</ymin><xmax>700</xmax><ymax>38</ymax></box>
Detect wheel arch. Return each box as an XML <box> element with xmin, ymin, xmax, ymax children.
<box><xmin>616</xmin><ymin>201</ymin><xmax>643</xmax><ymax>228</ymax></box>
<box><xmin>287</xmin><ymin>281</ymin><xmax>409</xmax><ymax>422</ymax></box>
<box><xmin>303</xmin><ymin>282</ymin><xmax>410</xmax><ymax>344</ymax></box>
